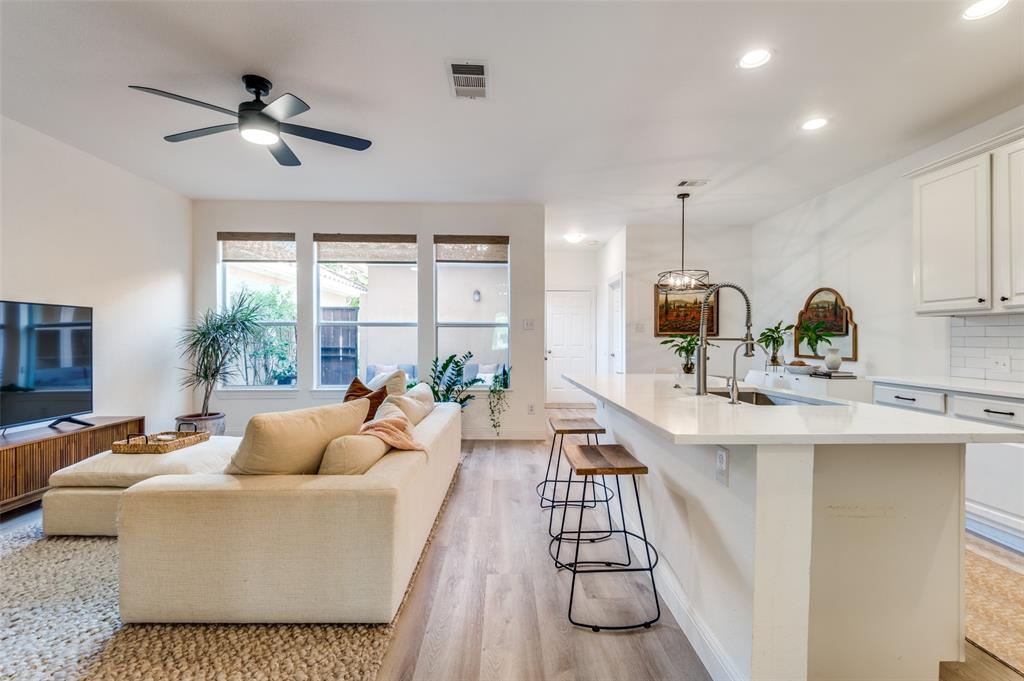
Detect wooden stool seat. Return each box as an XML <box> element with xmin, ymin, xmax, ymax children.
<box><xmin>549</xmin><ymin>417</ymin><xmax>606</xmax><ymax>435</ymax></box>
<box><xmin>564</xmin><ymin>444</ymin><xmax>648</xmax><ymax>477</ymax></box>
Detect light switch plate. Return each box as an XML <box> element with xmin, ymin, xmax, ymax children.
<box><xmin>716</xmin><ymin>447</ymin><xmax>729</xmax><ymax>486</ymax></box>
<box><xmin>523</xmin><ymin>319</ymin><xmax>535</xmax><ymax>331</ymax></box>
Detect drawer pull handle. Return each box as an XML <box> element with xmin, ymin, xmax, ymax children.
<box><xmin>983</xmin><ymin>408</ymin><xmax>1015</xmax><ymax>417</ymax></box>
<box><xmin>1001</xmin><ymin>296</ymin><xmax>1010</xmax><ymax>302</ymax></box>
<box><xmin>978</xmin><ymin>298</ymin><xmax>987</xmax><ymax>303</ymax></box>
<box><xmin>894</xmin><ymin>395</ymin><xmax>917</xmax><ymax>402</ymax></box>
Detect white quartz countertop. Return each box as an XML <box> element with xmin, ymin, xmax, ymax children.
<box><xmin>564</xmin><ymin>373</ymin><xmax>1024</xmax><ymax>446</ymax></box>
<box><xmin>869</xmin><ymin>375</ymin><xmax>1024</xmax><ymax>400</ymax></box>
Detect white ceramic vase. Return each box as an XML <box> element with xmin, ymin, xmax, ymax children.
<box><xmin>824</xmin><ymin>347</ymin><xmax>842</xmax><ymax>371</ymax></box>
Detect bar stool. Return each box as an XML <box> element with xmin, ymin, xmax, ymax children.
<box><xmin>551</xmin><ymin>443</ymin><xmax>660</xmax><ymax>632</ymax></box>
<box><xmin>538</xmin><ymin>418</ymin><xmax>614</xmax><ymax>540</ymax></box>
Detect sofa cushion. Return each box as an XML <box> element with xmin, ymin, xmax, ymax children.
<box><xmin>48</xmin><ymin>436</ymin><xmax>240</xmax><ymax>489</ymax></box>
<box><xmin>367</xmin><ymin>369</ymin><xmax>407</xmax><ymax>396</ymax></box>
<box><xmin>382</xmin><ymin>383</ymin><xmax>434</xmax><ymax>426</ymax></box>
<box><xmin>344</xmin><ymin>377</ymin><xmax>387</xmax><ymax>420</ymax></box>
<box><xmin>226</xmin><ymin>399</ymin><xmax>370</xmax><ymax>475</ymax></box>
<box><xmin>319</xmin><ymin>434</ymin><xmax>391</xmax><ymax>475</ymax></box>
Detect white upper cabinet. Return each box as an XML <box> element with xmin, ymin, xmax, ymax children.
<box><xmin>993</xmin><ymin>138</ymin><xmax>1024</xmax><ymax>309</ymax></box>
<box><xmin>912</xmin><ymin>154</ymin><xmax>992</xmax><ymax>315</ymax></box>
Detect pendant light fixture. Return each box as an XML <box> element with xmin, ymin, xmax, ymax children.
<box><xmin>656</xmin><ymin>192</ymin><xmax>710</xmax><ymax>293</ymax></box>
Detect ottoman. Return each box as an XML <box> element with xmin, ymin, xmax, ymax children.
<box><xmin>42</xmin><ymin>436</ymin><xmax>240</xmax><ymax>536</ymax></box>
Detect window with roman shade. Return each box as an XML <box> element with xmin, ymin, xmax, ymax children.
<box><xmin>217</xmin><ymin>232</ymin><xmax>298</xmax><ymax>387</ymax></box>
<box><xmin>434</xmin><ymin>235</ymin><xmax>510</xmax><ymax>388</ymax></box>
<box><xmin>315</xmin><ymin>233</ymin><xmax>418</xmax><ymax>387</ymax></box>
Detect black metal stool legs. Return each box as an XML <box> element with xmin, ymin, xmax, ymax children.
<box><xmin>556</xmin><ymin>472</ymin><xmax>661</xmax><ymax>632</ymax></box>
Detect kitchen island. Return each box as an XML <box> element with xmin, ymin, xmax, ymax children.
<box><xmin>563</xmin><ymin>373</ymin><xmax>1024</xmax><ymax>681</ymax></box>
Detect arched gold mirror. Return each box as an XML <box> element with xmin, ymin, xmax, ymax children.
<box><xmin>793</xmin><ymin>287</ymin><xmax>858</xmax><ymax>361</ymax></box>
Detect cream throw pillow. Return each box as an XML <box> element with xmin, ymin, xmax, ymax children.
<box><xmin>226</xmin><ymin>399</ymin><xmax>370</xmax><ymax>475</ymax></box>
<box><xmin>382</xmin><ymin>383</ymin><xmax>435</xmax><ymax>426</ymax></box>
<box><xmin>366</xmin><ymin>369</ymin><xmax>407</xmax><ymax>395</ymax></box>
<box><xmin>372</xmin><ymin>401</ymin><xmax>406</xmax><ymax>422</ymax></box>
<box><xmin>319</xmin><ymin>434</ymin><xmax>390</xmax><ymax>475</ymax></box>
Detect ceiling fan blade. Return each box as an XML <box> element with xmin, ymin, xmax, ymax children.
<box><xmin>262</xmin><ymin>93</ymin><xmax>310</xmax><ymax>121</ymax></box>
<box><xmin>129</xmin><ymin>85</ymin><xmax>238</xmax><ymax>117</ymax></box>
<box><xmin>164</xmin><ymin>123</ymin><xmax>238</xmax><ymax>142</ymax></box>
<box><xmin>269</xmin><ymin>139</ymin><xmax>301</xmax><ymax>166</ymax></box>
<box><xmin>280</xmin><ymin>123</ymin><xmax>372</xmax><ymax>151</ymax></box>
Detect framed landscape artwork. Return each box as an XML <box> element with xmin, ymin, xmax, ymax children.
<box><xmin>654</xmin><ymin>286</ymin><xmax>719</xmax><ymax>336</ymax></box>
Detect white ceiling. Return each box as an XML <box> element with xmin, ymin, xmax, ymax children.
<box><xmin>3</xmin><ymin>1</ymin><xmax>1023</xmax><ymax>248</ymax></box>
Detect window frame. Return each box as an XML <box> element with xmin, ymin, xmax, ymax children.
<box><xmin>433</xmin><ymin>236</ymin><xmax>511</xmax><ymax>390</ymax></box>
<box><xmin>216</xmin><ymin>233</ymin><xmax>299</xmax><ymax>390</ymax></box>
<box><xmin>314</xmin><ymin>235</ymin><xmax>418</xmax><ymax>389</ymax></box>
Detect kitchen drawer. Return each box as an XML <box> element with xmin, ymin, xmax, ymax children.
<box><xmin>786</xmin><ymin>375</ymin><xmax>829</xmax><ymax>398</ymax></box>
<box><xmin>873</xmin><ymin>384</ymin><xmax>947</xmax><ymax>414</ymax></box>
<box><xmin>951</xmin><ymin>394</ymin><xmax>1024</xmax><ymax>428</ymax></box>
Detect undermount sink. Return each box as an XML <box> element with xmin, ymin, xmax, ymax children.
<box><xmin>708</xmin><ymin>390</ymin><xmax>784</xmax><ymax>405</ymax></box>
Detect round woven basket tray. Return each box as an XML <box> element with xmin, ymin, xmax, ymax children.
<box><xmin>111</xmin><ymin>430</ymin><xmax>211</xmax><ymax>455</ymax></box>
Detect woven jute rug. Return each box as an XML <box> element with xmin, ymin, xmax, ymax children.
<box><xmin>0</xmin><ymin>465</ymin><xmax>459</xmax><ymax>681</ymax></box>
<box><xmin>965</xmin><ymin>541</ymin><xmax>1024</xmax><ymax>675</ymax></box>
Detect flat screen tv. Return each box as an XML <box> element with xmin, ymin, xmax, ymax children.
<box><xmin>0</xmin><ymin>300</ymin><xmax>93</xmax><ymax>429</ymax></box>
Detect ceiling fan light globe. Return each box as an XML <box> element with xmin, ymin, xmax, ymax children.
<box><xmin>241</xmin><ymin>128</ymin><xmax>280</xmax><ymax>145</ymax></box>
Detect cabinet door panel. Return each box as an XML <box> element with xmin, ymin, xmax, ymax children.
<box><xmin>913</xmin><ymin>154</ymin><xmax>991</xmax><ymax>314</ymax></box>
<box><xmin>994</xmin><ymin>139</ymin><xmax>1024</xmax><ymax>308</ymax></box>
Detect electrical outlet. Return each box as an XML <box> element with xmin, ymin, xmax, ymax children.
<box><xmin>716</xmin><ymin>447</ymin><xmax>730</xmax><ymax>486</ymax></box>
<box><xmin>527</xmin><ymin>403</ymin><xmax>535</xmax><ymax>415</ymax></box>
<box><xmin>991</xmin><ymin>355</ymin><xmax>1010</xmax><ymax>370</ymax></box>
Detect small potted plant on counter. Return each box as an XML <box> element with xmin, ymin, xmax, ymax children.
<box><xmin>177</xmin><ymin>292</ymin><xmax>264</xmax><ymax>435</ymax></box>
<box><xmin>798</xmin><ymin>319</ymin><xmax>835</xmax><ymax>357</ymax></box>
<box><xmin>660</xmin><ymin>334</ymin><xmax>717</xmax><ymax>374</ymax></box>
<box><xmin>757</xmin><ymin>320</ymin><xmax>795</xmax><ymax>368</ymax></box>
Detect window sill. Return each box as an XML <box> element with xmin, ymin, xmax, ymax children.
<box><xmin>214</xmin><ymin>387</ymin><xmax>300</xmax><ymax>400</ymax></box>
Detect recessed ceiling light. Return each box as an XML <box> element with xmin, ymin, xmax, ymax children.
<box><xmin>801</xmin><ymin>117</ymin><xmax>829</xmax><ymax>131</ymax></box>
<box><xmin>564</xmin><ymin>232</ymin><xmax>586</xmax><ymax>244</ymax></box>
<box><xmin>738</xmin><ymin>48</ymin><xmax>772</xmax><ymax>69</ymax></box>
<box><xmin>962</xmin><ymin>0</ymin><xmax>1008</xmax><ymax>20</ymax></box>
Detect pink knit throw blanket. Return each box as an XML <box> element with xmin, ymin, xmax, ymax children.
<box><xmin>359</xmin><ymin>417</ymin><xmax>426</xmax><ymax>451</ymax></box>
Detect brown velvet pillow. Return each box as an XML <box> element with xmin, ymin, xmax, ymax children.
<box><xmin>344</xmin><ymin>377</ymin><xmax>387</xmax><ymax>421</ymax></box>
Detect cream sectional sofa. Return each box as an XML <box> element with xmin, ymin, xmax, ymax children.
<box><xmin>118</xmin><ymin>402</ymin><xmax>461</xmax><ymax>624</ymax></box>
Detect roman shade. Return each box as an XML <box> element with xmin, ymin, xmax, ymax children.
<box><xmin>315</xmin><ymin>233</ymin><xmax>417</xmax><ymax>263</ymax></box>
<box><xmin>433</xmin><ymin>235</ymin><xmax>509</xmax><ymax>263</ymax></box>
<box><xmin>218</xmin><ymin>232</ymin><xmax>296</xmax><ymax>262</ymax></box>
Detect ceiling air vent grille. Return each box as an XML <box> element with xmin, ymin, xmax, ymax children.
<box><xmin>677</xmin><ymin>179</ymin><xmax>710</xmax><ymax>187</ymax></box>
<box><xmin>450</xmin><ymin>62</ymin><xmax>487</xmax><ymax>99</ymax></box>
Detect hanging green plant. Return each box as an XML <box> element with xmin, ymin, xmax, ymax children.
<box><xmin>487</xmin><ymin>366</ymin><xmax>511</xmax><ymax>436</ymax></box>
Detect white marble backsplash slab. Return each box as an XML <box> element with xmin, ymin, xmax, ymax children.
<box><xmin>950</xmin><ymin>314</ymin><xmax>1024</xmax><ymax>382</ymax></box>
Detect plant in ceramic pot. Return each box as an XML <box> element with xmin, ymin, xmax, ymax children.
<box><xmin>660</xmin><ymin>334</ymin><xmax>717</xmax><ymax>374</ymax></box>
<box><xmin>757</xmin><ymin>321</ymin><xmax>795</xmax><ymax>367</ymax></box>
<box><xmin>426</xmin><ymin>351</ymin><xmax>485</xmax><ymax>408</ymax></box>
<box><xmin>798</xmin><ymin>319</ymin><xmax>835</xmax><ymax>358</ymax></box>
<box><xmin>177</xmin><ymin>292</ymin><xmax>265</xmax><ymax>435</ymax></box>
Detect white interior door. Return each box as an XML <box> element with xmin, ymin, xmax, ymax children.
<box><xmin>609</xmin><ymin>279</ymin><xmax>624</xmax><ymax>373</ymax></box>
<box><xmin>545</xmin><ymin>290</ymin><xmax>594</xmax><ymax>404</ymax></box>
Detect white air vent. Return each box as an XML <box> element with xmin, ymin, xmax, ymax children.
<box><xmin>449</xmin><ymin>61</ymin><xmax>487</xmax><ymax>99</ymax></box>
<box><xmin>678</xmin><ymin>179</ymin><xmax>710</xmax><ymax>187</ymax></box>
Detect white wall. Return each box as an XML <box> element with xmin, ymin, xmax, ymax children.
<box><xmin>626</xmin><ymin>223</ymin><xmax>754</xmax><ymax>377</ymax></box>
<box><xmin>545</xmin><ymin>248</ymin><xmax>598</xmax><ymax>292</ymax></box>
<box><xmin>193</xmin><ymin>200</ymin><xmax>546</xmax><ymax>439</ymax></box>
<box><xmin>0</xmin><ymin>117</ymin><xmax>192</xmax><ymax>430</ymax></box>
<box><xmin>752</xmin><ymin>104</ymin><xmax>1024</xmax><ymax>376</ymax></box>
<box><xmin>594</xmin><ymin>229</ymin><xmax>627</xmax><ymax>375</ymax></box>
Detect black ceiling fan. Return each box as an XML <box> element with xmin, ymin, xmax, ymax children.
<box><xmin>130</xmin><ymin>74</ymin><xmax>371</xmax><ymax>166</ymax></box>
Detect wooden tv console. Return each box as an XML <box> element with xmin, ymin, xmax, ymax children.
<box><xmin>0</xmin><ymin>416</ymin><xmax>144</xmax><ymax>514</ymax></box>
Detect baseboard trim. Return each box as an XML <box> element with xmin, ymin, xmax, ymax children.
<box><xmin>617</xmin><ymin>508</ymin><xmax>743</xmax><ymax>681</ymax></box>
<box><xmin>461</xmin><ymin>428</ymin><xmax>546</xmax><ymax>441</ymax></box>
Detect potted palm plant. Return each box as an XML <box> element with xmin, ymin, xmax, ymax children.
<box><xmin>177</xmin><ymin>293</ymin><xmax>265</xmax><ymax>434</ymax></box>
<box><xmin>798</xmin><ymin>319</ymin><xmax>835</xmax><ymax>357</ymax></box>
<box><xmin>757</xmin><ymin>320</ymin><xmax>795</xmax><ymax>367</ymax></box>
<box><xmin>659</xmin><ymin>334</ymin><xmax>717</xmax><ymax>374</ymax></box>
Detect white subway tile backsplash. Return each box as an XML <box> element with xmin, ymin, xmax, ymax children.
<box><xmin>950</xmin><ymin>316</ymin><xmax>1024</xmax><ymax>382</ymax></box>
<box><xmin>967</xmin><ymin>315</ymin><xmax>1006</xmax><ymax>326</ymax></box>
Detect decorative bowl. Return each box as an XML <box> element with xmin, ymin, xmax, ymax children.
<box><xmin>785</xmin><ymin>364</ymin><xmax>817</xmax><ymax>375</ymax></box>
